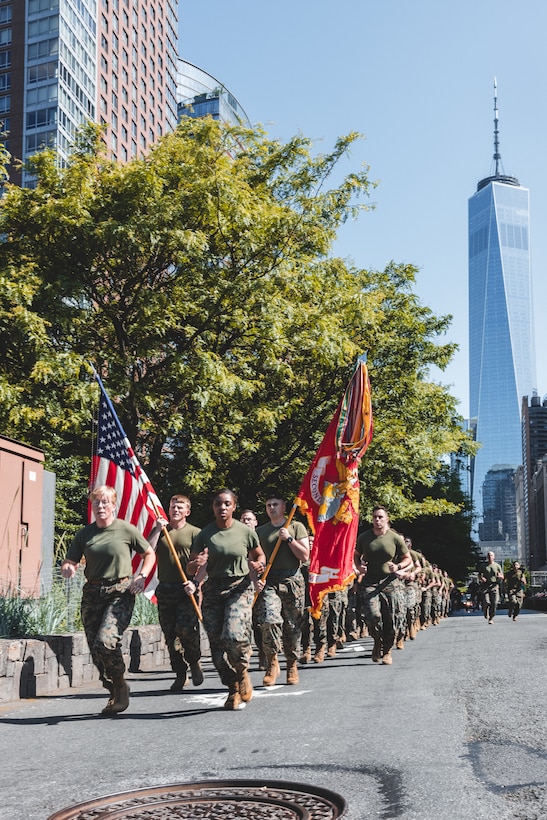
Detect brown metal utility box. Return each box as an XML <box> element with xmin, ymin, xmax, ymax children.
<box><xmin>0</xmin><ymin>436</ymin><xmax>46</xmax><ymax>596</ymax></box>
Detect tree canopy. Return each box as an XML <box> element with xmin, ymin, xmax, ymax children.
<box><xmin>0</xmin><ymin>119</ymin><xmax>476</xmax><ymax>555</ymax></box>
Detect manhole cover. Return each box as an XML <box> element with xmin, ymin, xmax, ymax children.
<box><xmin>47</xmin><ymin>780</ymin><xmax>347</xmax><ymax>819</ymax></box>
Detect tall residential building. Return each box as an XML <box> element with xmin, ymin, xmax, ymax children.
<box><xmin>468</xmin><ymin>81</ymin><xmax>536</xmax><ymax>549</ymax></box>
<box><xmin>522</xmin><ymin>394</ymin><xmax>547</xmax><ymax>569</ymax></box>
<box><xmin>177</xmin><ymin>60</ymin><xmax>250</xmax><ymax>127</ymax></box>
<box><xmin>0</xmin><ymin>0</ymin><xmax>178</xmax><ymax>186</ymax></box>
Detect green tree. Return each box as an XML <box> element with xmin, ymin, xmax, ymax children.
<box><xmin>0</xmin><ymin>119</ymin><xmax>475</xmax><ymax>535</ymax></box>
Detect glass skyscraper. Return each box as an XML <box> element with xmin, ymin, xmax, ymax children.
<box><xmin>468</xmin><ymin>85</ymin><xmax>536</xmax><ymax>544</ymax></box>
<box><xmin>1</xmin><ymin>0</ymin><xmax>179</xmax><ymax>187</ymax></box>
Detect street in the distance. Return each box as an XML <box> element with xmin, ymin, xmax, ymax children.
<box><xmin>1</xmin><ymin>608</ymin><xmax>546</xmax><ymax>820</ymax></box>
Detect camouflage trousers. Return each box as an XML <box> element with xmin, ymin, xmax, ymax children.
<box><xmin>255</xmin><ymin>569</ymin><xmax>305</xmax><ymax>663</ymax></box>
<box><xmin>431</xmin><ymin>589</ymin><xmax>441</xmax><ymax>622</ymax></box>
<box><xmin>421</xmin><ymin>589</ymin><xmax>432</xmax><ymax>625</ymax></box>
<box><xmin>80</xmin><ymin>578</ymin><xmax>135</xmax><ymax>687</ymax></box>
<box><xmin>201</xmin><ymin>576</ymin><xmax>253</xmax><ymax>687</ymax></box>
<box><xmin>394</xmin><ymin>581</ymin><xmax>407</xmax><ymax>640</ymax></box>
<box><xmin>327</xmin><ymin>589</ymin><xmax>347</xmax><ymax>646</ymax></box>
<box><xmin>156</xmin><ymin>582</ymin><xmax>201</xmax><ymax>677</ymax></box>
<box><xmin>357</xmin><ymin>577</ymin><xmax>404</xmax><ymax>652</ymax></box>
<box><xmin>301</xmin><ymin>596</ymin><xmax>328</xmax><ymax>651</ymax></box>
<box><xmin>508</xmin><ymin>589</ymin><xmax>525</xmax><ymax>618</ymax></box>
<box><xmin>405</xmin><ymin>582</ymin><xmax>420</xmax><ymax>632</ymax></box>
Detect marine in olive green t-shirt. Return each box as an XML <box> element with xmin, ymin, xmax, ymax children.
<box><xmin>256</xmin><ymin>520</ymin><xmax>308</xmax><ymax>571</ymax></box>
<box><xmin>66</xmin><ymin>518</ymin><xmax>150</xmax><ymax>581</ymax></box>
<box><xmin>192</xmin><ymin>519</ymin><xmax>260</xmax><ymax>579</ymax></box>
<box><xmin>156</xmin><ymin>523</ymin><xmax>201</xmax><ymax>583</ymax></box>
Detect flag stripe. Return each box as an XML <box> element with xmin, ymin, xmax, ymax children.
<box><xmin>89</xmin><ymin>373</ymin><xmax>168</xmax><ymax>598</ymax></box>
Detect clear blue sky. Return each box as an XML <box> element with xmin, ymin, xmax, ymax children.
<box><xmin>178</xmin><ymin>0</ymin><xmax>547</xmax><ymax>416</ymax></box>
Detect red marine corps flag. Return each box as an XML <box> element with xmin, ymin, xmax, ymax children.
<box><xmin>296</xmin><ymin>355</ymin><xmax>373</xmax><ymax>618</ymax></box>
<box><xmin>89</xmin><ymin>370</ymin><xmax>168</xmax><ymax>597</ymax></box>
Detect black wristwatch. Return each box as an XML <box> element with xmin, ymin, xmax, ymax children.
<box><xmin>286</xmin><ymin>536</ymin><xmax>294</xmax><ymax>544</ymax></box>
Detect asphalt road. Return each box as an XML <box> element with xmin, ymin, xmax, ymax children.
<box><xmin>1</xmin><ymin>607</ymin><xmax>546</xmax><ymax>820</ymax></box>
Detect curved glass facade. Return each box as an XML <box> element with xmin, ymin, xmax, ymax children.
<box><xmin>176</xmin><ymin>60</ymin><xmax>250</xmax><ymax>127</ymax></box>
<box><xmin>469</xmin><ymin>178</ymin><xmax>537</xmax><ymax>540</ymax></box>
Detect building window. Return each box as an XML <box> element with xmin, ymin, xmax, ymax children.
<box><xmin>28</xmin><ymin>60</ymin><xmax>56</xmax><ymax>82</ymax></box>
<box><xmin>26</xmin><ymin>106</ymin><xmax>56</xmax><ymax>128</ymax></box>
<box><xmin>0</xmin><ymin>94</ymin><xmax>10</xmax><ymax>113</ymax></box>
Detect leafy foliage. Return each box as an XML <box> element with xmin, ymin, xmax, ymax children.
<box><xmin>0</xmin><ymin>119</ymin><xmax>476</xmax><ymax>551</ymax></box>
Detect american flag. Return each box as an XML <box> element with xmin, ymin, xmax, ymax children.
<box><xmin>90</xmin><ymin>371</ymin><xmax>167</xmax><ymax>595</ymax></box>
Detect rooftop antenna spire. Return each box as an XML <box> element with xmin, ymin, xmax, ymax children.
<box><xmin>493</xmin><ymin>77</ymin><xmax>501</xmax><ymax>177</ymax></box>
<box><xmin>476</xmin><ymin>77</ymin><xmax>519</xmax><ymax>190</ymax></box>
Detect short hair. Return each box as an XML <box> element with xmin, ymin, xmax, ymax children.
<box><xmin>264</xmin><ymin>490</ymin><xmax>286</xmax><ymax>503</ymax></box>
<box><xmin>170</xmin><ymin>494</ymin><xmax>191</xmax><ymax>510</ymax></box>
<box><xmin>89</xmin><ymin>485</ymin><xmax>117</xmax><ymax>505</ymax></box>
<box><xmin>240</xmin><ymin>508</ymin><xmax>257</xmax><ymax>518</ymax></box>
<box><xmin>372</xmin><ymin>504</ymin><xmax>389</xmax><ymax>516</ymax></box>
<box><xmin>212</xmin><ymin>488</ymin><xmax>238</xmax><ymax>505</ymax></box>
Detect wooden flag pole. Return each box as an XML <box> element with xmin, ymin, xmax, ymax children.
<box><xmin>149</xmin><ymin>498</ymin><xmax>203</xmax><ymax>622</ymax></box>
<box><xmin>253</xmin><ymin>503</ymin><xmax>298</xmax><ymax>607</ymax></box>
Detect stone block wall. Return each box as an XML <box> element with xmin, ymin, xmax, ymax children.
<box><xmin>0</xmin><ymin>625</ymin><xmax>170</xmax><ymax>703</ymax></box>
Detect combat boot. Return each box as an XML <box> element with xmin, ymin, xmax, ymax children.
<box><xmin>190</xmin><ymin>662</ymin><xmax>204</xmax><ymax>686</ymax></box>
<box><xmin>170</xmin><ymin>674</ymin><xmax>187</xmax><ymax>692</ymax></box>
<box><xmin>224</xmin><ymin>681</ymin><xmax>242</xmax><ymax>710</ymax></box>
<box><xmin>263</xmin><ymin>654</ymin><xmax>280</xmax><ymax>686</ymax></box>
<box><xmin>102</xmin><ymin>676</ymin><xmax>130</xmax><ymax>715</ymax></box>
<box><xmin>286</xmin><ymin>659</ymin><xmax>299</xmax><ymax>685</ymax></box>
<box><xmin>300</xmin><ymin>646</ymin><xmax>312</xmax><ymax>664</ymax></box>
<box><xmin>327</xmin><ymin>644</ymin><xmax>337</xmax><ymax>658</ymax></box>
<box><xmin>238</xmin><ymin>669</ymin><xmax>253</xmax><ymax>702</ymax></box>
<box><xmin>382</xmin><ymin>649</ymin><xmax>393</xmax><ymax>665</ymax></box>
<box><xmin>371</xmin><ymin>638</ymin><xmax>382</xmax><ymax>662</ymax></box>
<box><xmin>313</xmin><ymin>646</ymin><xmax>325</xmax><ymax>663</ymax></box>
<box><xmin>396</xmin><ymin>637</ymin><xmax>405</xmax><ymax>650</ymax></box>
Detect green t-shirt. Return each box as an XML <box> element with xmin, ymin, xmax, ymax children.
<box><xmin>66</xmin><ymin>518</ymin><xmax>149</xmax><ymax>581</ymax></box>
<box><xmin>192</xmin><ymin>519</ymin><xmax>260</xmax><ymax>579</ymax></box>
<box><xmin>505</xmin><ymin>567</ymin><xmax>526</xmax><ymax>592</ymax></box>
<box><xmin>356</xmin><ymin>528</ymin><xmax>409</xmax><ymax>584</ymax></box>
<box><xmin>256</xmin><ymin>519</ymin><xmax>308</xmax><ymax>570</ymax></box>
<box><xmin>156</xmin><ymin>523</ymin><xmax>201</xmax><ymax>583</ymax></box>
<box><xmin>483</xmin><ymin>561</ymin><xmax>503</xmax><ymax>586</ymax></box>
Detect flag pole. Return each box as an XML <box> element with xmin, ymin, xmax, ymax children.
<box><xmin>253</xmin><ymin>503</ymin><xmax>298</xmax><ymax>606</ymax></box>
<box><xmin>148</xmin><ymin>496</ymin><xmax>203</xmax><ymax>622</ymax></box>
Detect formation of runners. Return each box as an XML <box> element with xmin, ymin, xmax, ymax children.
<box><xmin>62</xmin><ymin>486</ymin><xmax>468</xmax><ymax>715</ymax></box>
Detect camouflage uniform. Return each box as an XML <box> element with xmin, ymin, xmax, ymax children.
<box><xmin>357</xmin><ymin>577</ymin><xmax>404</xmax><ymax>653</ymax></box>
<box><xmin>156</xmin><ymin>582</ymin><xmax>201</xmax><ymax>678</ymax></box>
<box><xmin>201</xmin><ymin>576</ymin><xmax>253</xmax><ymax>686</ymax></box>
<box><xmin>421</xmin><ymin>586</ymin><xmax>432</xmax><ymax>627</ymax></box>
<box><xmin>255</xmin><ymin>569</ymin><xmax>306</xmax><ymax>663</ymax></box>
<box><xmin>80</xmin><ymin>577</ymin><xmax>135</xmax><ymax>688</ymax></box>
<box><xmin>505</xmin><ymin>565</ymin><xmax>526</xmax><ymax>620</ymax></box>
<box><xmin>327</xmin><ymin>589</ymin><xmax>345</xmax><ymax>649</ymax></box>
